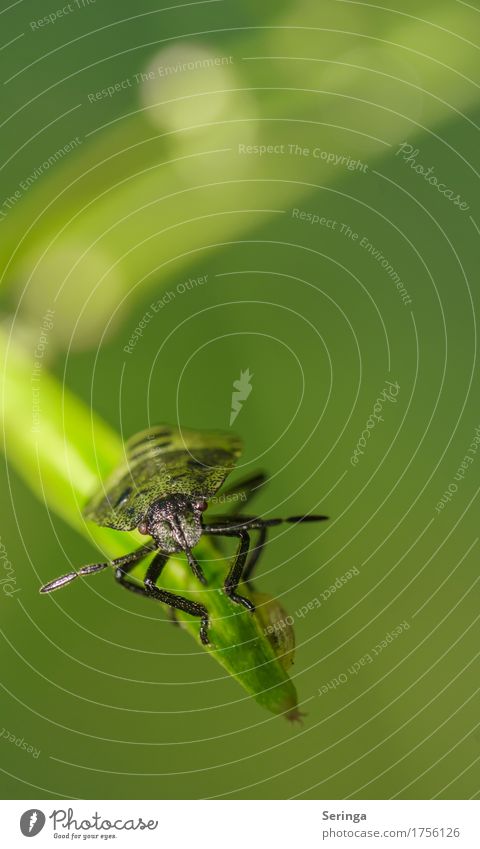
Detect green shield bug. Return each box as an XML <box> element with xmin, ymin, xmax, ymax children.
<box><xmin>40</xmin><ymin>425</ymin><xmax>328</xmax><ymax>645</ymax></box>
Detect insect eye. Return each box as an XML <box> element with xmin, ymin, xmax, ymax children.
<box><xmin>138</xmin><ymin>521</ymin><xmax>149</xmax><ymax>535</ymax></box>
<box><xmin>195</xmin><ymin>500</ymin><xmax>208</xmax><ymax>512</ymax></box>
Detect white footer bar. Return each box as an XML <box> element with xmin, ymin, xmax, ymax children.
<box><xmin>2</xmin><ymin>799</ymin><xmax>478</xmax><ymax>848</ymax></box>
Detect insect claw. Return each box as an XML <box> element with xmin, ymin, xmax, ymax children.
<box><xmin>227</xmin><ymin>591</ymin><xmax>255</xmax><ymax>613</ymax></box>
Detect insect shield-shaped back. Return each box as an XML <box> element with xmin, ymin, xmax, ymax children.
<box><xmin>138</xmin><ymin>494</ymin><xmax>205</xmax><ymax>553</ymax></box>
<box><xmin>82</xmin><ymin>424</ymin><xmax>242</xmax><ymax>531</ymax></box>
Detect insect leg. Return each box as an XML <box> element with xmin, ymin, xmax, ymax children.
<box><xmin>206</xmin><ymin>475</ymin><xmax>267</xmax><ymax>580</ymax></box>
<box><xmin>204</xmin><ymin>514</ymin><xmax>328</xmax><ymax>587</ymax></box>
<box><xmin>208</xmin><ymin>522</ymin><xmax>269</xmax><ymax>585</ymax></box>
<box><xmin>204</xmin><ymin>524</ymin><xmax>255</xmax><ymax>612</ymax></box>
<box><xmin>224</xmin><ymin>532</ymin><xmax>255</xmax><ymax>611</ymax></box>
<box><xmin>243</xmin><ymin>523</ymin><xmax>268</xmax><ymax>584</ymax></box>
<box><xmin>114</xmin><ymin>549</ymin><xmax>158</xmax><ymax>598</ymax></box>
<box><xmin>40</xmin><ymin>544</ymin><xmax>155</xmax><ymax>593</ymax></box>
<box><xmin>144</xmin><ymin>553</ymin><xmax>211</xmax><ymax>645</ymax></box>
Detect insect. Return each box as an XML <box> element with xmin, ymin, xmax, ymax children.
<box><xmin>40</xmin><ymin>425</ymin><xmax>328</xmax><ymax>644</ymax></box>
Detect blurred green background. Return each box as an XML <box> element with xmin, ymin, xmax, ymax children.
<box><xmin>0</xmin><ymin>0</ymin><xmax>479</xmax><ymax>800</ymax></box>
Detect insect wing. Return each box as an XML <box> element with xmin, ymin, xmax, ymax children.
<box><xmin>83</xmin><ymin>425</ymin><xmax>242</xmax><ymax>531</ymax></box>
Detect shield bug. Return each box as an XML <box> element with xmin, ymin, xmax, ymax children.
<box><xmin>40</xmin><ymin>425</ymin><xmax>328</xmax><ymax>644</ymax></box>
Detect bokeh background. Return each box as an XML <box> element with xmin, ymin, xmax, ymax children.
<box><xmin>0</xmin><ymin>0</ymin><xmax>479</xmax><ymax>800</ymax></box>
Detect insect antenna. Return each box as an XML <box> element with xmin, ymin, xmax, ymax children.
<box><xmin>40</xmin><ymin>562</ymin><xmax>110</xmax><ymax>593</ymax></box>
